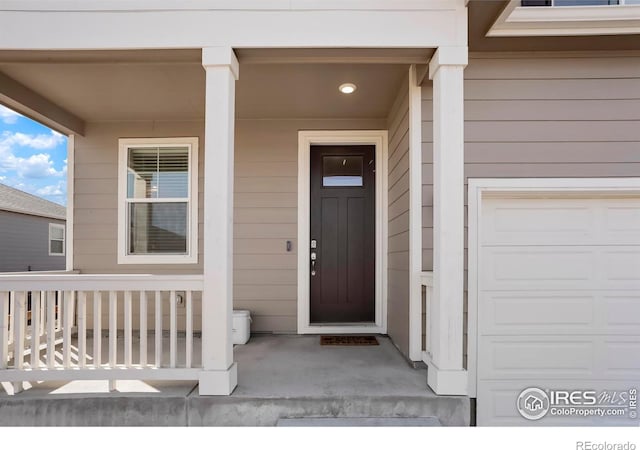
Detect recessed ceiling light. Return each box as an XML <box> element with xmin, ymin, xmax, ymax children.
<box><xmin>339</xmin><ymin>83</ymin><xmax>357</xmax><ymax>94</ymax></box>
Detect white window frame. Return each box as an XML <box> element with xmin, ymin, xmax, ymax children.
<box><xmin>117</xmin><ymin>137</ymin><xmax>199</xmax><ymax>265</ymax></box>
<box><xmin>48</xmin><ymin>223</ymin><xmax>65</xmax><ymax>256</ymax></box>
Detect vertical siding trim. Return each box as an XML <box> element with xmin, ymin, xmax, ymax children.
<box><xmin>408</xmin><ymin>65</ymin><xmax>423</xmax><ymax>362</ymax></box>
<box><xmin>66</xmin><ymin>135</ymin><xmax>74</xmax><ymax>271</ymax></box>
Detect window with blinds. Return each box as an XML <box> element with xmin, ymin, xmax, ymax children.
<box><xmin>49</xmin><ymin>223</ymin><xmax>65</xmax><ymax>256</ymax></box>
<box><xmin>118</xmin><ymin>138</ymin><xmax>198</xmax><ymax>264</ymax></box>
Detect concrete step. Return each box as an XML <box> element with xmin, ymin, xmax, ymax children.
<box><xmin>0</xmin><ymin>391</ymin><xmax>468</xmax><ymax>426</ymax></box>
<box><xmin>277</xmin><ymin>417</ymin><xmax>441</xmax><ymax>426</ymax></box>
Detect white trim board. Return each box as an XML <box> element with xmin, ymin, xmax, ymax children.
<box><xmin>65</xmin><ymin>134</ymin><xmax>74</xmax><ymax>270</ymax></box>
<box><xmin>408</xmin><ymin>65</ymin><xmax>424</xmax><ymax>362</ymax></box>
<box><xmin>297</xmin><ymin>130</ymin><xmax>388</xmax><ymax>335</ymax></box>
<box><xmin>466</xmin><ymin>177</ymin><xmax>640</xmax><ymax>398</ymax></box>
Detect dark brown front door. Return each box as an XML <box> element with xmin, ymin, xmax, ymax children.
<box><xmin>310</xmin><ymin>145</ymin><xmax>375</xmax><ymax>323</ymax></box>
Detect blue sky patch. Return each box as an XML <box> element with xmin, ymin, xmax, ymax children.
<box><xmin>0</xmin><ymin>105</ymin><xmax>67</xmax><ymax>205</ymax></box>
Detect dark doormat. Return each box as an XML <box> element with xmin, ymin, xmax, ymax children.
<box><xmin>320</xmin><ymin>335</ymin><xmax>379</xmax><ymax>346</ymax></box>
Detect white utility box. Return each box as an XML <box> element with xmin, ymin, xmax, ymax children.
<box><xmin>232</xmin><ymin>310</ymin><xmax>251</xmax><ymax>345</ymax></box>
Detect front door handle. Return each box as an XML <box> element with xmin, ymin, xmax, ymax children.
<box><xmin>311</xmin><ymin>251</ymin><xmax>317</xmax><ymax>276</ymax></box>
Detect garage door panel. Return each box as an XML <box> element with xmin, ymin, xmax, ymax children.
<box><xmin>606</xmin><ymin>295</ymin><xmax>640</xmax><ymax>328</ymax></box>
<box><xmin>478</xmin><ymin>381</ymin><xmax>639</xmax><ymax>426</ymax></box>
<box><xmin>480</xmin><ymin>292</ymin><xmax>640</xmax><ymax>335</ymax></box>
<box><xmin>477</xmin><ymin>195</ymin><xmax>640</xmax><ymax>426</ymax></box>
<box><xmin>482</xmin><ymin>198</ymin><xmax>640</xmax><ymax>246</ymax></box>
<box><xmin>480</xmin><ymin>337</ymin><xmax>595</xmax><ymax>379</ymax></box>
<box><xmin>602</xmin><ymin>250</ymin><xmax>640</xmax><ymax>281</ymax></box>
<box><xmin>480</xmin><ymin>293</ymin><xmax>594</xmax><ymax>334</ymax></box>
<box><xmin>482</xmin><ymin>247</ymin><xmax>640</xmax><ymax>291</ymax></box>
<box><xmin>483</xmin><ymin>248</ymin><xmax>593</xmax><ymax>286</ymax></box>
<box><xmin>604</xmin><ymin>341</ymin><xmax>640</xmax><ymax>374</ymax></box>
<box><xmin>480</xmin><ymin>336</ymin><xmax>640</xmax><ymax>381</ymax></box>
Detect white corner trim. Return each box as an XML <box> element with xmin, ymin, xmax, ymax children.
<box><xmin>117</xmin><ymin>137</ymin><xmax>199</xmax><ymax>265</ymax></box>
<box><xmin>65</xmin><ymin>135</ymin><xmax>74</xmax><ymax>270</ymax></box>
<box><xmin>408</xmin><ymin>65</ymin><xmax>424</xmax><ymax>362</ymax></box>
<box><xmin>297</xmin><ymin>130</ymin><xmax>388</xmax><ymax>335</ymax></box>
<box><xmin>488</xmin><ymin>1</ymin><xmax>640</xmax><ymax>36</ymax></box>
<box><xmin>466</xmin><ymin>177</ymin><xmax>640</xmax><ymax>398</ymax></box>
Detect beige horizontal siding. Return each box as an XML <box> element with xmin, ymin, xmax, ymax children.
<box><xmin>74</xmin><ymin>118</ymin><xmax>384</xmax><ymax>333</ymax></box>
<box><xmin>74</xmin><ymin>120</ymin><xmax>204</xmax><ymax>276</ymax></box>
<box><xmin>421</xmin><ymin>52</ymin><xmax>640</xmax><ymax>367</ymax></box>
<box><xmin>386</xmin><ymin>74</ymin><xmax>411</xmax><ymax>356</ymax></box>
<box><xmin>234</xmin><ymin>119</ymin><xmax>384</xmax><ymax>332</ymax></box>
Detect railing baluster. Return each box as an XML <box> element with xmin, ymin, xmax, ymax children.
<box><xmin>40</xmin><ymin>291</ymin><xmax>45</xmax><ymax>336</ymax></box>
<box><xmin>78</xmin><ymin>291</ymin><xmax>87</xmax><ymax>368</ymax></box>
<box><xmin>63</xmin><ymin>291</ymin><xmax>73</xmax><ymax>368</ymax></box>
<box><xmin>170</xmin><ymin>290</ymin><xmax>176</xmax><ymax>368</ymax></box>
<box><xmin>57</xmin><ymin>290</ymin><xmax>62</xmax><ymax>331</ymax></box>
<box><xmin>13</xmin><ymin>291</ymin><xmax>26</xmax><ymax>393</ymax></box>
<box><xmin>46</xmin><ymin>291</ymin><xmax>55</xmax><ymax>368</ymax></box>
<box><xmin>109</xmin><ymin>291</ymin><xmax>117</xmax><ymax>368</ymax></box>
<box><xmin>185</xmin><ymin>290</ymin><xmax>193</xmax><ymax>369</ymax></box>
<box><xmin>0</xmin><ymin>292</ymin><xmax>8</xmax><ymax>370</ymax></box>
<box><xmin>93</xmin><ymin>291</ymin><xmax>102</xmax><ymax>367</ymax></box>
<box><xmin>8</xmin><ymin>292</ymin><xmax>14</xmax><ymax>345</ymax></box>
<box><xmin>30</xmin><ymin>291</ymin><xmax>41</xmax><ymax>368</ymax></box>
<box><xmin>139</xmin><ymin>291</ymin><xmax>147</xmax><ymax>367</ymax></box>
<box><xmin>155</xmin><ymin>291</ymin><xmax>162</xmax><ymax>368</ymax></box>
<box><xmin>124</xmin><ymin>290</ymin><xmax>132</xmax><ymax>368</ymax></box>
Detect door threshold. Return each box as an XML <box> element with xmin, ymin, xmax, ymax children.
<box><xmin>299</xmin><ymin>323</ymin><xmax>385</xmax><ymax>335</ymax></box>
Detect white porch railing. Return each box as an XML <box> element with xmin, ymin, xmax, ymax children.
<box><xmin>420</xmin><ymin>271</ymin><xmax>434</xmax><ymax>365</ymax></box>
<box><xmin>0</xmin><ymin>274</ymin><xmax>203</xmax><ymax>389</ymax></box>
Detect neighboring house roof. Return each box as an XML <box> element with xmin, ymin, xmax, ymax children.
<box><xmin>0</xmin><ymin>183</ymin><xmax>66</xmax><ymax>220</ymax></box>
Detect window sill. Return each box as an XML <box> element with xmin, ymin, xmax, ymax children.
<box><xmin>117</xmin><ymin>254</ymin><xmax>198</xmax><ymax>265</ymax></box>
<box><xmin>488</xmin><ymin>2</ymin><xmax>640</xmax><ymax>36</ymax></box>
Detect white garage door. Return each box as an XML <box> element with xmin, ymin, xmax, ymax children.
<box><xmin>477</xmin><ymin>196</ymin><xmax>640</xmax><ymax>426</ymax></box>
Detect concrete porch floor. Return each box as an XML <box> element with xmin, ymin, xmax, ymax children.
<box><xmin>0</xmin><ymin>335</ymin><xmax>470</xmax><ymax>426</ymax></box>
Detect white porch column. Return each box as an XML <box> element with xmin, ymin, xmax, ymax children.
<box><xmin>427</xmin><ymin>46</ymin><xmax>468</xmax><ymax>395</ymax></box>
<box><xmin>199</xmin><ymin>47</ymin><xmax>239</xmax><ymax>395</ymax></box>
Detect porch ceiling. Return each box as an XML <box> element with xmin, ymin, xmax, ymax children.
<box><xmin>0</xmin><ymin>48</ymin><xmax>424</xmax><ymax>125</ymax></box>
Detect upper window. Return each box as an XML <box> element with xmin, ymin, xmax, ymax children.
<box><xmin>322</xmin><ymin>156</ymin><xmax>364</xmax><ymax>187</ymax></box>
<box><xmin>118</xmin><ymin>137</ymin><xmax>198</xmax><ymax>264</ymax></box>
<box><xmin>489</xmin><ymin>0</ymin><xmax>640</xmax><ymax>36</ymax></box>
<box><xmin>49</xmin><ymin>223</ymin><xmax>65</xmax><ymax>256</ymax></box>
<box><xmin>522</xmin><ymin>0</ymin><xmax>639</xmax><ymax>5</ymax></box>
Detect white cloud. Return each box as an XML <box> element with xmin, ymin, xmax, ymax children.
<box><xmin>0</xmin><ymin>127</ymin><xmax>67</xmax><ymax>204</ymax></box>
<box><xmin>36</xmin><ymin>181</ymin><xmax>65</xmax><ymax>197</ymax></box>
<box><xmin>17</xmin><ymin>153</ymin><xmax>65</xmax><ymax>179</ymax></box>
<box><xmin>3</xmin><ymin>130</ymin><xmax>65</xmax><ymax>150</ymax></box>
<box><xmin>0</xmin><ymin>105</ymin><xmax>21</xmax><ymax>125</ymax></box>
<box><xmin>0</xmin><ymin>130</ymin><xmax>66</xmax><ymax>178</ymax></box>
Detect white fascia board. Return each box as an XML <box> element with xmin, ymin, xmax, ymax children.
<box><xmin>0</xmin><ymin>9</ymin><xmax>467</xmax><ymax>49</ymax></box>
<box><xmin>488</xmin><ymin>2</ymin><xmax>640</xmax><ymax>36</ymax></box>
<box><xmin>0</xmin><ymin>0</ymin><xmax>459</xmax><ymax>11</ymax></box>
